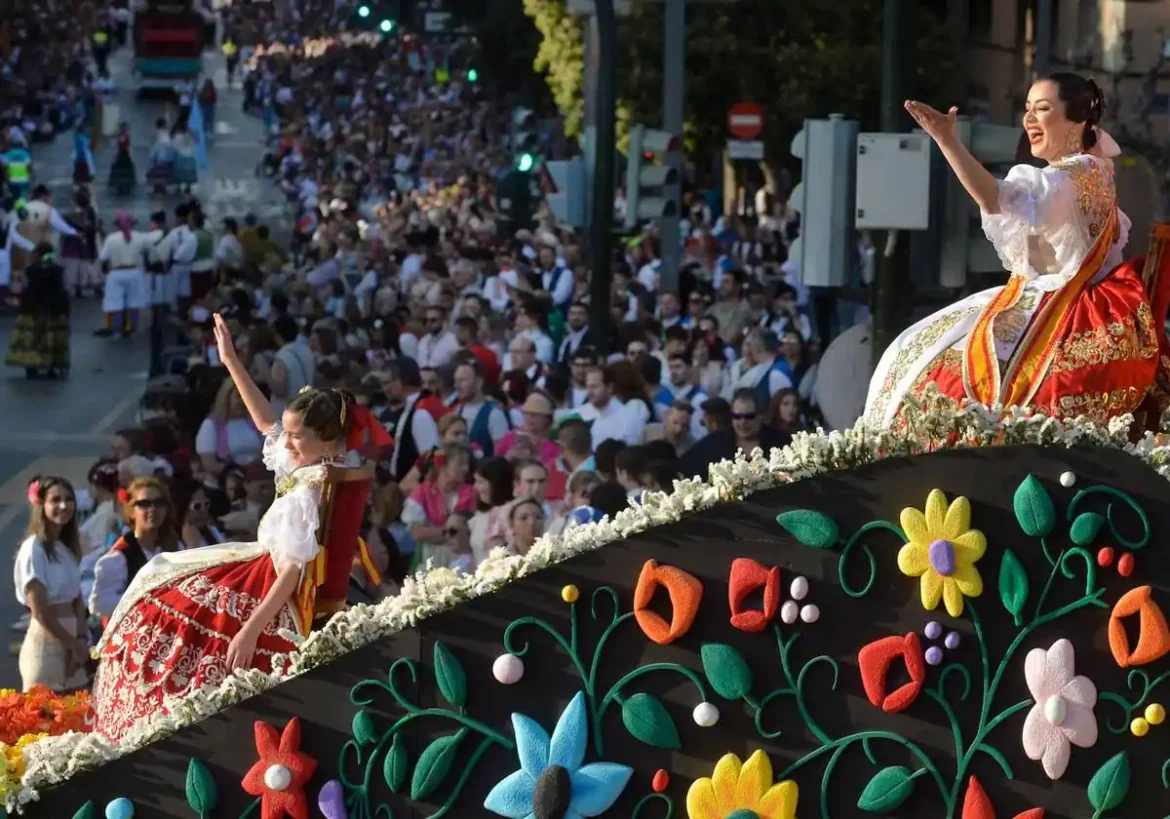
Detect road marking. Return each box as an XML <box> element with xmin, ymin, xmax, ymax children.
<box><xmin>87</xmin><ymin>393</ymin><xmax>139</xmax><ymax>436</ymax></box>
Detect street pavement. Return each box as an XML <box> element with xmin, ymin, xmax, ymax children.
<box><xmin>0</xmin><ymin>45</ymin><xmax>278</xmax><ymax>688</ymax></box>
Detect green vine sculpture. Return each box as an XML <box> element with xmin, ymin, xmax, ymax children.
<box><xmin>765</xmin><ymin>473</ymin><xmax>1130</xmax><ymax>817</ymax></box>
<box><xmin>501</xmin><ymin>584</ymin><xmax>709</xmax><ymax>756</ymax></box>
<box><xmin>338</xmin><ymin>642</ymin><xmax>514</xmax><ymax>819</ymax></box>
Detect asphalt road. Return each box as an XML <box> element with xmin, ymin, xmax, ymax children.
<box><xmin>0</xmin><ymin>45</ymin><xmax>278</xmax><ymax>688</ymax></box>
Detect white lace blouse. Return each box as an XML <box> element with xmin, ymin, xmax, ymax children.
<box><xmin>257</xmin><ymin>424</ymin><xmax>325</xmax><ymax>573</ymax></box>
<box><xmin>979</xmin><ymin>153</ymin><xmax>1131</xmax><ymax>292</ymax></box>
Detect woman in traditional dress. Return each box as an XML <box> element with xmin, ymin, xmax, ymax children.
<box><xmin>108</xmin><ymin>123</ymin><xmax>136</xmax><ymax>196</ymax></box>
<box><xmin>71</xmin><ymin>127</ymin><xmax>94</xmax><ymax>185</ymax></box>
<box><xmin>146</xmin><ymin>118</ymin><xmax>175</xmax><ymax>194</ymax></box>
<box><xmin>864</xmin><ymin>73</ymin><xmax>1170</xmax><ymax>428</ymax></box>
<box><xmin>5</xmin><ymin>243</ymin><xmax>70</xmax><ymax>379</ymax></box>
<box><xmin>92</xmin><ymin>313</ymin><xmax>392</xmax><ymax>742</ymax></box>
<box><xmin>171</xmin><ymin>127</ymin><xmax>197</xmax><ymax>194</ymax></box>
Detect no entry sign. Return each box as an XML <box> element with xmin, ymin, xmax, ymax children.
<box><xmin>728</xmin><ymin>102</ymin><xmax>764</xmax><ymax>140</ymax></box>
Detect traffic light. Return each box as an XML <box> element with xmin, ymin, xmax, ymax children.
<box><xmin>467</xmin><ymin>68</ymin><xmax>479</xmax><ymax>83</ymax></box>
<box><xmin>544</xmin><ymin>158</ymin><xmax>587</xmax><ymax>228</ymax></box>
<box><xmin>512</xmin><ymin>108</ymin><xmax>540</xmax><ymax>172</ymax></box>
<box><xmin>788</xmin><ymin>114</ymin><xmax>859</xmax><ymax>287</ymax></box>
<box><xmin>379</xmin><ymin>18</ymin><xmax>395</xmax><ymax>33</ymax></box>
<box><xmin>358</xmin><ymin>4</ymin><xmax>370</xmax><ymax>17</ymax></box>
<box><xmin>498</xmin><ymin>169</ymin><xmax>539</xmax><ymax>232</ymax></box>
<box><xmin>625</xmin><ymin>124</ymin><xmax>681</xmax><ymax>229</ymax></box>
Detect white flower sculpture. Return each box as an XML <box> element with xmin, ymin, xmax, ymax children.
<box><xmin>1022</xmin><ymin>638</ymin><xmax>1098</xmax><ymax>779</ymax></box>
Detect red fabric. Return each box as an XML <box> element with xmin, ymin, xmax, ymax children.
<box><xmin>416</xmin><ymin>394</ymin><xmax>450</xmax><ymax>421</ymax></box>
<box><xmin>93</xmin><ymin>553</ymin><xmax>300</xmax><ymax>742</ymax></box>
<box><xmin>316</xmin><ymin>477</ymin><xmax>373</xmax><ymax>608</ymax></box>
<box><xmin>906</xmin><ymin>260</ymin><xmax>1160</xmax><ymax>424</ymax></box>
<box><xmin>469</xmin><ymin>344</ymin><xmax>501</xmax><ymax>385</ymax></box>
<box><xmin>345</xmin><ymin>403</ymin><xmax>394</xmax><ymax>451</ymax></box>
<box><xmin>545</xmin><ymin>465</ymin><xmax>568</xmax><ymax>502</ymax></box>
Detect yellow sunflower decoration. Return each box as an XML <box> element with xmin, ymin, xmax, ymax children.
<box><xmin>897</xmin><ymin>488</ymin><xmax>986</xmax><ymax>617</ymax></box>
<box><xmin>686</xmin><ymin>750</ymin><xmax>798</xmax><ymax>819</ymax></box>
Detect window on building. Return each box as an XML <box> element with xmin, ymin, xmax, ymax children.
<box><xmin>968</xmin><ymin>0</ymin><xmax>993</xmax><ymax>39</ymax></box>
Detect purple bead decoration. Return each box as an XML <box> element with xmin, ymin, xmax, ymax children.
<box><xmin>925</xmin><ymin>621</ymin><xmax>942</xmax><ymax>640</ymax></box>
<box><xmin>925</xmin><ymin>646</ymin><xmax>944</xmax><ymax>666</ymax></box>
<box><xmin>945</xmin><ymin>631</ymin><xmax>961</xmax><ymax>650</ymax></box>
<box><xmin>927</xmin><ymin>539</ymin><xmax>957</xmax><ymax>576</ymax></box>
<box><xmin>318</xmin><ymin>779</ymin><xmax>348</xmax><ymax>819</ymax></box>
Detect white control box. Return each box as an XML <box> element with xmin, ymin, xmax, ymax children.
<box><xmin>855</xmin><ymin>132</ymin><xmax>932</xmax><ymax>230</ymax></box>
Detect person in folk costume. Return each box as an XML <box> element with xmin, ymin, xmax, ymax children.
<box><xmin>108</xmin><ymin>122</ymin><xmax>136</xmax><ymax>196</ymax></box>
<box><xmin>866</xmin><ymin>72</ymin><xmax>1170</xmax><ymax>430</ymax></box>
<box><xmin>92</xmin><ymin>313</ymin><xmax>394</xmax><ymax>742</ymax></box>
<box><xmin>60</xmin><ymin>186</ymin><xmax>102</xmax><ymax>297</ymax></box>
<box><xmin>171</xmin><ymin>125</ymin><xmax>198</xmax><ymax>194</ymax></box>
<box><xmin>146</xmin><ymin>118</ymin><xmax>175</xmax><ymax>193</ymax></box>
<box><xmin>0</xmin><ymin>199</ymin><xmax>36</xmax><ymax>308</ymax></box>
<box><xmin>72</xmin><ymin>127</ymin><xmax>95</xmax><ymax>186</ymax></box>
<box><xmin>5</xmin><ymin>242</ymin><xmax>70</xmax><ymax>379</ymax></box>
<box><xmin>96</xmin><ymin>210</ymin><xmax>151</xmax><ymax>337</ymax></box>
<box><xmin>21</xmin><ymin>186</ymin><xmax>80</xmax><ymax>252</ymax></box>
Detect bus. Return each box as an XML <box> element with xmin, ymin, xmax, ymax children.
<box><xmin>134</xmin><ymin>0</ymin><xmax>206</xmax><ymax>91</ymax></box>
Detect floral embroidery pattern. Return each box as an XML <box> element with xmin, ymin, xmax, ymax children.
<box><xmin>1055</xmin><ymin>386</ymin><xmax>1144</xmax><ymax>425</ymax></box>
<box><xmin>1050</xmin><ymin>301</ymin><xmax>1157</xmax><ymax>375</ymax></box>
<box><xmin>1022</xmin><ymin>639</ymin><xmax>1099</xmax><ymax>779</ymax></box>
<box><xmin>872</xmin><ymin>307</ymin><xmax>978</xmax><ymax>423</ymax></box>
<box><xmin>1051</xmin><ymin>156</ymin><xmax>1115</xmax><ymax>240</ymax></box>
<box><xmin>897</xmin><ymin>489</ymin><xmax>987</xmax><ymax>617</ymax></box>
<box><xmin>686</xmin><ymin>751</ymin><xmax>798</xmax><ymax>819</ymax></box>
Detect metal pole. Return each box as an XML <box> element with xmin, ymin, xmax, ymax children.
<box><xmin>1035</xmin><ymin>0</ymin><xmax>1052</xmax><ymax>76</ymax></box>
<box><xmin>871</xmin><ymin>0</ymin><xmax>914</xmax><ymax>365</ymax></box>
<box><xmin>588</xmin><ymin>0</ymin><xmax>617</xmax><ymax>355</ymax></box>
<box><xmin>660</xmin><ymin>0</ymin><xmax>685</xmax><ymax>292</ymax></box>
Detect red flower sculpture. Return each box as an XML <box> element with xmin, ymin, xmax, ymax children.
<box><xmin>858</xmin><ymin>632</ymin><xmax>926</xmax><ymax>713</ymax></box>
<box><xmin>241</xmin><ymin>717</ymin><xmax>318</xmax><ymax>819</ymax></box>
<box><xmin>728</xmin><ymin>558</ymin><xmax>780</xmax><ymax>632</ymax></box>
<box><xmin>960</xmin><ymin>776</ymin><xmax>1044</xmax><ymax>819</ymax></box>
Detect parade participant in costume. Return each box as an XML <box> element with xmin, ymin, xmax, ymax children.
<box><xmin>72</xmin><ymin>127</ymin><xmax>95</xmax><ymax>185</ymax></box>
<box><xmin>60</xmin><ymin>187</ymin><xmax>101</xmax><ymax>297</ymax></box>
<box><xmin>96</xmin><ymin>211</ymin><xmax>150</xmax><ymax>337</ymax></box>
<box><xmin>171</xmin><ymin>127</ymin><xmax>198</xmax><ymax>194</ymax></box>
<box><xmin>21</xmin><ymin>186</ymin><xmax>80</xmax><ymax>250</ymax></box>
<box><xmin>865</xmin><ymin>73</ymin><xmax>1170</xmax><ymax>428</ymax></box>
<box><xmin>5</xmin><ymin>242</ymin><xmax>70</xmax><ymax>378</ymax></box>
<box><xmin>108</xmin><ymin>123</ymin><xmax>136</xmax><ymax>196</ymax></box>
<box><xmin>146</xmin><ymin>118</ymin><xmax>175</xmax><ymax>193</ymax></box>
<box><xmin>92</xmin><ymin>314</ymin><xmax>393</xmax><ymax>742</ymax></box>
<box><xmin>0</xmin><ymin>200</ymin><xmax>35</xmax><ymax>306</ymax></box>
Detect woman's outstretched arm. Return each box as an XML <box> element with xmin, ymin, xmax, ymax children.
<box><xmin>905</xmin><ymin>101</ymin><xmax>1002</xmax><ymax>214</ymax></box>
<box><xmin>213</xmin><ymin>312</ymin><xmax>277</xmax><ymax>432</ymax></box>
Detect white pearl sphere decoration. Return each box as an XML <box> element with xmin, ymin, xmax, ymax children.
<box><xmin>264</xmin><ymin>764</ymin><xmax>293</xmax><ymax>792</ymax></box>
<box><xmin>693</xmin><ymin>702</ymin><xmax>720</xmax><ymax>727</ymax></box>
<box><xmin>789</xmin><ymin>576</ymin><xmax>809</xmax><ymax>601</ymax></box>
<box><xmin>799</xmin><ymin>604</ymin><xmax>820</xmax><ymax>624</ymax></box>
<box><xmin>1059</xmin><ymin>471</ymin><xmax>1076</xmax><ymax>488</ymax></box>
<box><xmin>780</xmin><ymin>600</ymin><xmax>800</xmax><ymax>624</ymax></box>
<box><xmin>492</xmin><ymin>653</ymin><xmax>525</xmax><ymax>685</ymax></box>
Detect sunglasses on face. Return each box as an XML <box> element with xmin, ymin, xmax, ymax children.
<box><xmin>444</xmin><ymin>527</ymin><xmax>464</xmax><ymax>536</ymax></box>
<box><xmin>731</xmin><ymin>412</ymin><xmax>757</xmax><ymax>421</ymax></box>
<box><xmin>134</xmin><ymin>498</ymin><xmax>167</xmax><ymax>510</ymax></box>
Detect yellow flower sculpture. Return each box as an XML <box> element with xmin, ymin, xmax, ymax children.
<box><xmin>897</xmin><ymin>488</ymin><xmax>986</xmax><ymax>617</ymax></box>
<box><xmin>686</xmin><ymin>750</ymin><xmax>798</xmax><ymax>819</ymax></box>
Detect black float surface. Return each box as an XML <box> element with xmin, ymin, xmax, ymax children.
<box><xmin>28</xmin><ymin>445</ymin><xmax>1170</xmax><ymax>818</ymax></box>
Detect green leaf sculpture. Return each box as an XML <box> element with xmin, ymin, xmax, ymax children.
<box><xmin>410</xmin><ymin>732</ymin><xmax>464</xmax><ymax>800</ymax></box>
<box><xmin>620</xmin><ymin>693</ymin><xmax>681</xmax><ymax>749</ymax></box>
<box><xmin>383</xmin><ymin>732</ymin><xmax>409</xmax><ymax>792</ymax></box>
<box><xmin>1013</xmin><ymin>474</ymin><xmax>1055</xmax><ymax>537</ymax></box>
<box><xmin>433</xmin><ymin>642</ymin><xmax>468</xmax><ymax>708</ymax></box>
<box><xmin>997</xmin><ymin>548</ymin><xmax>1029</xmax><ymax>626</ymax></box>
<box><xmin>352</xmin><ymin>710</ymin><xmax>377</xmax><ymax>746</ymax></box>
<box><xmin>185</xmin><ymin>758</ymin><xmax>218</xmax><ymax>816</ymax></box>
<box><xmin>1087</xmin><ymin>751</ymin><xmax>1130</xmax><ymax>816</ymax></box>
<box><xmin>856</xmin><ymin>766</ymin><xmax>916</xmax><ymax>813</ymax></box>
<box><xmin>71</xmin><ymin>802</ymin><xmax>98</xmax><ymax>819</ymax></box>
<box><xmin>701</xmin><ymin>643</ymin><xmax>753</xmax><ymax>700</ymax></box>
<box><xmin>775</xmin><ymin>509</ymin><xmax>840</xmax><ymax>548</ymax></box>
<box><xmin>1070</xmin><ymin>511</ymin><xmax>1105</xmax><ymax>547</ymax></box>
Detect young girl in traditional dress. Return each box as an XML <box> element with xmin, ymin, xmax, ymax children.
<box><xmin>108</xmin><ymin>123</ymin><xmax>135</xmax><ymax>196</ymax></box>
<box><xmin>171</xmin><ymin>127</ymin><xmax>197</xmax><ymax>194</ymax></box>
<box><xmin>93</xmin><ymin>313</ymin><xmax>391</xmax><ymax>741</ymax></box>
<box><xmin>146</xmin><ymin>118</ymin><xmax>175</xmax><ymax>194</ymax></box>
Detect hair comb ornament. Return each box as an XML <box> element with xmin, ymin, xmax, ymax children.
<box><xmin>298</xmin><ymin>385</ymin><xmax>314</xmax><ymax>395</ymax></box>
<box><xmin>26</xmin><ymin>479</ymin><xmax>40</xmax><ymax>506</ymax></box>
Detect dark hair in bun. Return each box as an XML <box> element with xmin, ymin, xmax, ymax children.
<box><xmin>1044</xmin><ymin>72</ymin><xmax>1106</xmax><ymax>149</ymax></box>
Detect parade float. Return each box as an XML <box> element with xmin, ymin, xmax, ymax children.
<box><xmin>6</xmin><ymin>396</ymin><xmax>1170</xmax><ymax>818</ymax></box>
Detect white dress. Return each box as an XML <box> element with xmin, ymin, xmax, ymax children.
<box><xmin>863</xmin><ymin>153</ymin><xmax>1140</xmax><ymax>427</ymax></box>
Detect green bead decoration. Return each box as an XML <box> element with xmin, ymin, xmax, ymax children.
<box><xmin>621</xmin><ymin>693</ymin><xmax>681</xmax><ymax>750</ymax></box>
<box><xmin>184</xmin><ymin>758</ymin><xmax>217</xmax><ymax>817</ymax></box>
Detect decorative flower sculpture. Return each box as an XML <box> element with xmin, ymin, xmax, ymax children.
<box><xmin>897</xmin><ymin>489</ymin><xmax>986</xmax><ymax>617</ymax></box>
<box><xmin>686</xmin><ymin>750</ymin><xmax>798</xmax><ymax>819</ymax></box>
<box><xmin>484</xmin><ymin>691</ymin><xmax>633</xmax><ymax>819</ymax></box>
<box><xmin>240</xmin><ymin>717</ymin><xmax>318</xmax><ymax>819</ymax></box>
<box><xmin>1022</xmin><ymin>638</ymin><xmax>1098</xmax><ymax>779</ymax></box>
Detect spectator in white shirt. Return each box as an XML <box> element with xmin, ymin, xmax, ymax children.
<box><xmin>416</xmin><ymin>305</ymin><xmax>459</xmax><ymax>368</ymax></box>
<box><xmin>385</xmin><ymin>358</ymin><xmax>442</xmax><ymax>481</ymax></box>
<box><xmin>730</xmin><ymin>328</ymin><xmax>793</xmax><ymax>400</ymax></box>
<box><xmin>536</xmin><ymin>244</ymin><xmax>573</xmax><ymax>310</ymax></box>
<box><xmin>452</xmin><ymin>361</ymin><xmax>510</xmax><ymax>457</ymax></box>
<box><xmin>577</xmin><ymin>366</ymin><xmax>643</xmax><ymax>449</ymax></box>
<box><xmin>513</xmin><ymin>300</ymin><xmax>555</xmax><ymax>363</ymax></box>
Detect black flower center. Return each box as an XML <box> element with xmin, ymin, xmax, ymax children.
<box><xmin>532</xmin><ymin>764</ymin><xmax>572</xmax><ymax>819</ymax></box>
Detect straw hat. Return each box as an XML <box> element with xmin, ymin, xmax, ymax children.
<box><xmin>520</xmin><ymin>392</ymin><xmax>554</xmax><ymax>416</ymax></box>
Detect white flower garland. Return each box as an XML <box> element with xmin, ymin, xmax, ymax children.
<box><xmin>8</xmin><ymin>398</ymin><xmax>1170</xmax><ymax>814</ymax></box>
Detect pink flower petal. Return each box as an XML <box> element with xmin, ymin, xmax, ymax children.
<box><xmin>1060</xmin><ymin>704</ymin><xmax>1098</xmax><ymax>749</ymax></box>
<box><xmin>1040</xmin><ymin>733</ymin><xmax>1071</xmax><ymax>780</ymax></box>
<box><xmin>1022</xmin><ymin>705</ymin><xmax>1058</xmax><ymax>761</ymax></box>
<box><xmin>1059</xmin><ymin>675</ymin><xmax>1097</xmax><ymax>708</ymax></box>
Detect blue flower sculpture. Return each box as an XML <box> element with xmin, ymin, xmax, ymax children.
<box><xmin>484</xmin><ymin>691</ymin><xmax>633</xmax><ymax>819</ymax></box>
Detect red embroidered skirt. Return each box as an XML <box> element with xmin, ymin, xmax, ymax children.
<box><xmin>902</xmin><ymin>261</ymin><xmax>1166</xmax><ymax>425</ymax></box>
<box><xmin>92</xmin><ymin>553</ymin><xmax>300</xmax><ymax>742</ymax></box>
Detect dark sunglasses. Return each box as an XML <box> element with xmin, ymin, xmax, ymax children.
<box><xmin>444</xmin><ymin>527</ymin><xmax>463</xmax><ymax>536</ymax></box>
<box><xmin>134</xmin><ymin>498</ymin><xmax>167</xmax><ymax>510</ymax></box>
<box><xmin>731</xmin><ymin>412</ymin><xmax>757</xmax><ymax>421</ymax></box>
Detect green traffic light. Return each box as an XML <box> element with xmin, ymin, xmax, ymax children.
<box><xmin>468</xmin><ymin>68</ymin><xmax>479</xmax><ymax>83</ymax></box>
<box><xmin>517</xmin><ymin>152</ymin><xmax>536</xmax><ymax>173</ymax></box>
<box><xmin>379</xmin><ymin>18</ymin><xmax>394</xmax><ymax>32</ymax></box>
<box><xmin>357</xmin><ymin>4</ymin><xmax>370</xmax><ymax>16</ymax></box>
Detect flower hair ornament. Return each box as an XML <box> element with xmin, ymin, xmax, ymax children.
<box><xmin>26</xmin><ymin>478</ymin><xmax>40</xmax><ymax>506</ymax></box>
<box><xmin>117</xmin><ymin>488</ymin><xmax>131</xmax><ymax>505</ymax></box>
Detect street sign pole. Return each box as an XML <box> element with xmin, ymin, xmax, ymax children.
<box><xmin>660</xmin><ymin>0</ymin><xmax>685</xmax><ymax>292</ymax></box>
<box><xmin>588</xmin><ymin>0</ymin><xmax>618</xmax><ymax>355</ymax></box>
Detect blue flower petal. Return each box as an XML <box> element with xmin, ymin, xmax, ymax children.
<box><xmin>511</xmin><ymin>712</ymin><xmax>551</xmax><ymax>775</ymax></box>
<box><xmin>568</xmin><ymin>762</ymin><xmax>633</xmax><ymax>816</ymax></box>
<box><xmin>548</xmin><ymin>691</ymin><xmax>588</xmax><ymax>771</ymax></box>
<box><xmin>483</xmin><ymin>769</ymin><xmax>537</xmax><ymax>819</ymax></box>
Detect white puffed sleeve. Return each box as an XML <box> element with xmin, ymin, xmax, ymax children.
<box><xmin>257</xmin><ymin>478</ymin><xmax>322</xmax><ymax>572</ymax></box>
<box><xmin>261</xmin><ymin>422</ymin><xmax>298</xmax><ymax>481</ymax></box>
<box><xmin>980</xmin><ymin>163</ymin><xmax>1075</xmax><ymax>275</ymax></box>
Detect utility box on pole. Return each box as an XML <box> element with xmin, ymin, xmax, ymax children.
<box><xmin>544</xmin><ymin>158</ymin><xmax>587</xmax><ymax>228</ymax></box>
<box><xmin>855</xmin><ymin>132</ymin><xmax>931</xmax><ymax>230</ymax></box>
<box><xmin>789</xmin><ymin>115</ymin><xmax>859</xmax><ymax>287</ymax></box>
<box><xmin>625</xmin><ymin>124</ymin><xmax>682</xmax><ymax>229</ymax></box>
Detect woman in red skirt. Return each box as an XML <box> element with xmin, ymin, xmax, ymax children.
<box><xmin>865</xmin><ymin>72</ymin><xmax>1170</xmax><ymax>429</ymax></box>
<box><xmin>93</xmin><ymin>313</ymin><xmax>390</xmax><ymax>742</ymax></box>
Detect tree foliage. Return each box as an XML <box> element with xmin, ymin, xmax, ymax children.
<box><xmin>522</xmin><ymin>0</ymin><xmax>586</xmax><ymax>136</ymax></box>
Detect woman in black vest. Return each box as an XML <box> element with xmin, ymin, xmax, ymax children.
<box><xmin>89</xmin><ymin>476</ymin><xmax>178</xmax><ymax>624</ymax></box>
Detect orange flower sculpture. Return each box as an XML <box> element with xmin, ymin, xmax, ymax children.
<box><xmin>0</xmin><ymin>686</ymin><xmax>92</xmax><ymax>745</ymax></box>
<box><xmin>241</xmin><ymin>717</ymin><xmax>318</xmax><ymax>819</ymax></box>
